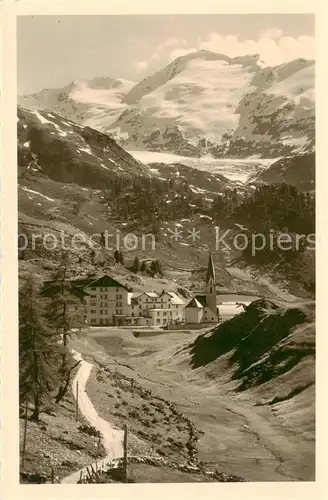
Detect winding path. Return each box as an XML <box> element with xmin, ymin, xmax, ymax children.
<box><xmin>61</xmin><ymin>350</ymin><xmax>124</xmax><ymax>484</ymax></box>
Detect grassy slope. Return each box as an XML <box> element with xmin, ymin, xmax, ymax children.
<box><xmin>69</xmin><ymin>311</ymin><xmax>315</xmax><ymax>482</ymax></box>
<box><xmin>20</xmin><ymin>388</ymin><xmax>106</xmax><ymax>483</ymax></box>
<box><xmin>184</xmin><ymin>299</ymin><xmax>315</xmax><ymax>439</ymax></box>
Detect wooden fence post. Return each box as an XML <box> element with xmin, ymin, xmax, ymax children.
<box><xmin>21</xmin><ymin>400</ymin><xmax>28</xmax><ymax>468</ymax></box>
<box><xmin>51</xmin><ymin>467</ymin><xmax>55</xmax><ymax>484</ymax></box>
<box><xmin>123</xmin><ymin>424</ymin><xmax>128</xmax><ymax>483</ymax></box>
<box><xmin>75</xmin><ymin>381</ymin><xmax>79</xmax><ymax>422</ymax></box>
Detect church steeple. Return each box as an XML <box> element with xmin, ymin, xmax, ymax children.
<box><xmin>206</xmin><ymin>252</ymin><xmax>215</xmax><ymax>286</ymax></box>
<box><xmin>205</xmin><ymin>252</ymin><xmax>217</xmax><ymax>316</ymax></box>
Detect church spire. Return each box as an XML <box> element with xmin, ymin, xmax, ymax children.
<box><xmin>206</xmin><ymin>252</ymin><xmax>215</xmax><ymax>285</ymax></box>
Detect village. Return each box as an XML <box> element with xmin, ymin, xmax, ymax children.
<box><xmin>43</xmin><ymin>254</ymin><xmax>249</xmax><ymax>329</ymax></box>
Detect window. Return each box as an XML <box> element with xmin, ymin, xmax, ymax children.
<box><xmin>132</xmin><ymin>313</ymin><xmax>134</xmax><ymax>317</ymax></box>
<box><xmin>90</xmin><ymin>318</ymin><xmax>96</xmax><ymax>324</ymax></box>
<box><xmin>157</xmin><ymin>319</ymin><xmax>160</xmax><ymax>324</ymax></box>
<box><xmin>157</xmin><ymin>312</ymin><xmax>160</xmax><ymax>316</ymax></box>
<box><xmin>91</xmin><ymin>288</ymin><xmax>96</xmax><ymax>291</ymax></box>
<box><xmin>91</xmin><ymin>309</ymin><xmax>96</xmax><ymax>314</ymax></box>
<box><xmin>161</xmin><ymin>305</ymin><xmax>163</xmax><ymax>309</ymax></box>
<box><xmin>163</xmin><ymin>312</ymin><xmax>167</xmax><ymax>316</ymax></box>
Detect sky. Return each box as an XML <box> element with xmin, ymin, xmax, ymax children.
<box><xmin>17</xmin><ymin>14</ymin><xmax>315</xmax><ymax>94</ymax></box>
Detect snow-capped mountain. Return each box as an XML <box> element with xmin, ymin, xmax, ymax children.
<box><xmin>17</xmin><ymin>105</ymin><xmax>146</xmax><ymax>188</ymax></box>
<box><xmin>19</xmin><ymin>50</ymin><xmax>315</xmax><ymax>159</ymax></box>
<box><xmin>19</xmin><ymin>77</ymin><xmax>136</xmax><ymax>134</ymax></box>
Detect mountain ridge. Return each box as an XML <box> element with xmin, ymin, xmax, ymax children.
<box><xmin>18</xmin><ymin>51</ymin><xmax>315</xmax><ymax>159</ymax></box>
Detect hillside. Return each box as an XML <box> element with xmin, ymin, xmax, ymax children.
<box><xmin>177</xmin><ymin>299</ymin><xmax>315</xmax><ymax>440</ymax></box>
<box><xmin>17</xmin><ymin>105</ymin><xmax>314</xmax><ymax>301</ymax></box>
<box><xmin>19</xmin><ymin>51</ymin><xmax>315</xmax><ymax>158</ymax></box>
<box><xmin>18</xmin><ymin>106</ymin><xmax>146</xmax><ymax>188</ymax></box>
<box><xmin>67</xmin><ymin>302</ymin><xmax>315</xmax><ymax>482</ymax></box>
<box><xmin>249</xmin><ymin>151</ymin><xmax>315</xmax><ymax>191</ymax></box>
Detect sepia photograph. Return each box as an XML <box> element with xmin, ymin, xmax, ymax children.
<box><xmin>15</xmin><ymin>12</ymin><xmax>315</xmax><ymax>485</ymax></box>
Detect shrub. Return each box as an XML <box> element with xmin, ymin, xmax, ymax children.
<box><xmin>78</xmin><ymin>424</ymin><xmax>101</xmax><ymax>438</ymax></box>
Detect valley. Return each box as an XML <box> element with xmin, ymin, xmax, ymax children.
<box><xmin>127</xmin><ymin>150</ymin><xmax>274</xmax><ymax>183</ymax></box>
<box><xmin>67</xmin><ymin>298</ymin><xmax>315</xmax><ymax>483</ymax></box>
<box><xmin>17</xmin><ymin>42</ymin><xmax>315</xmax><ymax>485</ymax></box>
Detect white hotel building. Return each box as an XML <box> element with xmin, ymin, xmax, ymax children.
<box><xmin>66</xmin><ymin>275</ymin><xmax>186</xmax><ymax>327</ymax></box>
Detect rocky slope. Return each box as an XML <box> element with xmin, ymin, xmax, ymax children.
<box><xmin>17</xmin><ymin>105</ymin><xmax>232</xmax><ymax>283</ymax></box>
<box><xmin>17</xmin><ymin>106</ymin><xmax>314</xmax><ymax>301</ymax></box>
<box><xmin>18</xmin><ymin>105</ymin><xmax>146</xmax><ymax>188</ymax></box>
<box><xmin>186</xmin><ymin>299</ymin><xmax>315</xmax><ymax>438</ymax></box>
<box><xmin>249</xmin><ymin>151</ymin><xmax>315</xmax><ymax>191</ymax></box>
<box><xmin>19</xmin><ymin>50</ymin><xmax>315</xmax><ymax>159</ymax></box>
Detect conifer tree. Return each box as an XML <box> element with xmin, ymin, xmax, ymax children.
<box><xmin>140</xmin><ymin>260</ymin><xmax>147</xmax><ymax>274</ymax></box>
<box><xmin>119</xmin><ymin>250</ymin><xmax>124</xmax><ymax>265</ymax></box>
<box><xmin>114</xmin><ymin>249</ymin><xmax>120</xmax><ymax>263</ymax></box>
<box><xmin>132</xmin><ymin>256</ymin><xmax>140</xmax><ymax>273</ymax></box>
<box><xmin>100</xmin><ymin>231</ymin><xmax>106</xmax><ymax>247</ymax></box>
<box><xmin>19</xmin><ymin>276</ymin><xmax>61</xmax><ymax>421</ymax></box>
<box><xmin>41</xmin><ymin>253</ymin><xmax>85</xmax><ymax>403</ymax></box>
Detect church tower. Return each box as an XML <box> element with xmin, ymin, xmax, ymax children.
<box><xmin>205</xmin><ymin>252</ymin><xmax>217</xmax><ymax>315</ymax></box>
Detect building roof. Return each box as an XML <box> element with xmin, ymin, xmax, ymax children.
<box><xmin>167</xmin><ymin>291</ymin><xmax>186</xmax><ymax>305</ymax></box>
<box><xmin>40</xmin><ymin>281</ymin><xmax>90</xmax><ymax>299</ymax></box>
<box><xmin>72</xmin><ymin>274</ymin><xmax>129</xmax><ymax>290</ymax></box>
<box><xmin>186</xmin><ymin>296</ymin><xmax>204</xmax><ymax>309</ymax></box>
<box><xmin>206</xmin><ymin>252</ymin><xmax>216</xmax><ymax>284</ymax></box>
<box><xmin>128</xmin><ymin>290</ymin><xmax>185</xmax><ymax>306</ymax></box>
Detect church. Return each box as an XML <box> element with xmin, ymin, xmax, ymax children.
<box><xmin>185</xmin><ymin>253</ymin><xmax>220</xmax><ymax>325</ymax></box>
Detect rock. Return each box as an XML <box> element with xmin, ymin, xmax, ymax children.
<box><xmin>61</xmin><ymin>459</ymin><xmax>74</xmax><ymax>467</ymax></box>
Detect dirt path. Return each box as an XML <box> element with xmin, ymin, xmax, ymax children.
<box><xmin>61</xmin><ymin>351</ymin><xmax>124</xmax><ymax>484</ymax></box>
